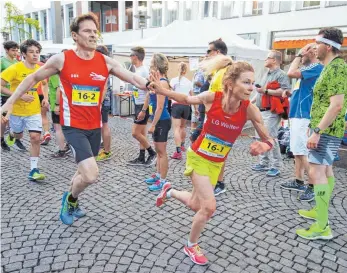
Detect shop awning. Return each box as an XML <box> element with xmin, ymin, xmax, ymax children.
<box><xmin>273</xmin><ymin>37</ymin><xmax>347</xmax><ymax>49</ymax></box>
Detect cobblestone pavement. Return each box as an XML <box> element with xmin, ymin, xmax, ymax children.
<box><xmin>1</xmin><ymin>117</ymin><xmax>347</xmax><ymax>273</ymax></box>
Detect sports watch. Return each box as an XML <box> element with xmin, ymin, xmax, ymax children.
<box><xmin>313</xmin><ymin>127</ymin><xmax>321</xmax><ymax>134</ymax></box>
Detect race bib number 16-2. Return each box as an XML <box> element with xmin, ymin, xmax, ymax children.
<box><xmin>72</xmin><ymin>85</ymin><xmax>100</xmax><ymax>106</ymax></box>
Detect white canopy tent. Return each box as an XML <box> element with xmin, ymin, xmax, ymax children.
<box><xmin>40</xmin><ymin>43</ymin><xmax>75</xmax><ymax>55</ymax></box>
<box><xmin>113</xmin><ymin>18</ymin><xmax>269</xmax><ymax>82</ymax></box>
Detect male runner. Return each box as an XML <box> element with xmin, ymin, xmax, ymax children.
<box><xmin>1</xmin><ymin>13</ymin><xmax>151</xmax><ymax>225</ymax></box>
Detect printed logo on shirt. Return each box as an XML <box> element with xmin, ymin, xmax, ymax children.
<box><xmin>90</xmin><ymin>72</ymin><xmax>106</xmax><ymax>81</ymax></box>
<box><xmin>71</xmin><ymin>74</ymin><xmax>79</xmax><ymax>78</ymax></box>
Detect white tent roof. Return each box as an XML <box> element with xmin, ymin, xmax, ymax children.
<box><xmin>113</xmin><ymin>18</ymin><xmax>268</xmax><ymax>60</ymax></box>
<box><xmin>41</xmin><ymin>43</ymin><xmax>75</xmax><ymax>55</ymax></box>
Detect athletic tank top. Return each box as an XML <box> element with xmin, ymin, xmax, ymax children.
<box><xmin>149</xmin><ymin>78</ymin><xmax>170</xmax><ymax>120</ymax></box>
<box><xmin>59</xmin><ymin>50</ymin><xmax>109</xmax><ymax>129</ymax></box>
<box><xmin>191</xmin><ymin>92</ymin><xmax>250</xmax><ymax>163</ymax></box>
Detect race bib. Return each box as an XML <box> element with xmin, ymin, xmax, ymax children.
<box><xmin>133</xmin><ymin>90</ymin><xmax>139</xmax><ymax>98</ymax></box>
<box><xmin>72</xmin><ymin>85</ymin><xmax>100</xmax><ymax>106</ymax></box>
<box><xmin>293</xmin><ymin>79</ymin><xmax>301</xmax><ymax>92</ymax></box>
<box><xmin>149</xmin><ymin>105</ymin><xmax>153</xmax><ymax>115</ymax></box>
<box><xmin>198</xmin><ymin>134</ymin><xmax>232</xmax><ymax>159</ymax></box>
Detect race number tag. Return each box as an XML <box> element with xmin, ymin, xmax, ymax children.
<box><xmin>133</xmin><ymin>91</ymin><xmax>139</xmax><ymax>98</ymax></box>
<box><xmin>72</xmin><ymin>85</ymin><xmax>100</xmax><ymax>106</ymax></box>
<box><xmin>198</xmin><ymin>134</ymin><xmax>232</xmax><ymax>159</ymax></box>
<box><xmin>149</xmin><ymin>105</ymin><xmax>153</xmax><ymax>115</ymax></box>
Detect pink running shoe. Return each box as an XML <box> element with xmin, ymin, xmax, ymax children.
<box><xmin>156</xmin><ymin>182</ymin><xmax>171</xmax><ymax>207</ymax></box>
<box><xmin>170</xmin><ymin>151</ymin><xmax>182</xmax><ymax>160</ymax></box>
<box><xmin>183</xmin><ymin>244</ymin><xmax>208</xmax><ymax>265</ymax></box>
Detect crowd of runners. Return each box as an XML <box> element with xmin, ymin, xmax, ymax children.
<box><xmin>1</xmin><ymin>12</ymin><xmax>347</xmax><ymax>266</ymax></box>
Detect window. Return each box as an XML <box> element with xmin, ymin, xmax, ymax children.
<box><xmin>238</xmin><ymin>33</ymin><xmax>260</xmax><ymax>46</ymax></box>
<box><xmin>26</xmin><ymin>14</ymin><xmax>32</xmax><ymax>38</ymax></box>
<box><xmin>43</xmin><ymin>11</ymin><xmax>47</xmax><ymax>40</ymax></box>
<box><xmin>221</xmin><ymin>1</ymin><xmax>237</xmax><ymax>19</ymax></box>
<box><xmin>244</xmin><ymin>1</ymin><xmax>263</xmax><ymax>16</ymax></box>
<box><xmin>125</xmin><ymin>1</ymin><xmax>133</xmax><ymax>30</ymax></box>
<box><xmin>184</xmin><ymin>1</ymin><xmax>199</xmax><ymax>20</ymax></box>
<box><xmin>326</xmin><ymin>1</ymin><xmax>347</xmax><ymax>6</ymax></box>
<box><xmin>167</xmin><ymin>1</ymin><xmax>178</xmax><ymax>25</ymax></box>
<box><xmin>91</xmin><ymin>1</ymin><xmax>119</xmax><ymax>33</ymax></box>
<box><xmin>270</xmin><ymin>1</ymin><xmax>291</xmax><ymax>13</ymax></box>
<box><xmin>34</xmin><ymin>13</ymin><xmax>39</xmax><ymax>40</ymax></box>
<box><xmin>296</xmin><ymin>1</ymin><xmax>320</xmax><ymax>9</ymax></box>
<box><xmin>204</xmin><ymin>1</ymin><xmax>210</xmax><ymax>17</ymax></box>
<box><xmin>138</xmin><ymin>1</ymin><xmax>147</xmax><ymax>16</ymax></box>
<box><xmin>152</xmin><ymin>1</ymin><xmax>162</xmax><ymax>27</ymax></box>
<box><xmin>212</xmin><ymin>1</ymin><xmax>218</xmax><ymax>18</ymax></box>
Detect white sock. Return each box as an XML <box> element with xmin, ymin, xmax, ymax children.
<box><xmin>187</xmin><ymin>240</ymin><xmax>196</xmax><ymax>247</ymax></box>
<box><xmin>30</xmin><ymin>157</ymin><xmax>39</xmax><ymax>170</ymax></box>
<box><xmin>166</xmin><ymin>188</ymin><xmax>172</xmax><ymax>198</ymax></box>
<box><xmin>160</xmin><ymin>178</ymin><xmax>166</xmax><ymax>183</ymax></box>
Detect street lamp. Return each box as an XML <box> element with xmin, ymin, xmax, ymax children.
<box><xmin>134</xmin><ymin>14</ymin><xmax>151</xmax><ymax>39</ymax></box>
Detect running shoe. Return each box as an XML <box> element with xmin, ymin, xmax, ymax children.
<box><xmin>298</xmin><ymin>206</ymin><xmax>317</xmax><ymax>220</ymax></box>
<box><xmin>280</xmin><ymin>179</ymin><xmax>306</xmax><ymax>192</ymax></box>
<box><xmin>1</xmin><ymin>140</ymin><xmax>10</xmax><ymax>151</ymax></box>
<box><xmin>171</xmin><ymin>151</ymin><xmax>182</xmax><ymax>160</ymax></box>
<box><xmin>183</xmin><ymin>244</ymin><xmax>208</xmax><ymax>265</ymax></box>
<box><xmin>72</xmin><ymin>201</ymin><xmax>86</xmax><ymax>218</ymax></box>
<box><xmin>127</xmin><ymin>157</ymin><xmax>146</xmax><ymax>166</ymax></box>
<box><xmin>14</xmin><ymin>139</ymin><xmax>27</xmax><ymax>151</ymax></box>
<box><xmin>145</xmin><ymin>174</ymin><xmax>159</xmax><ymax>185</ymax></box>
<box><xmin>28</xmin><ymin>168</ymin><xmax>45</xmax><ymax>181</ymax></box>
<box><xmin>60</xmin><ymin>192</ymin><xmax>74</xmax><ymax>225</ymax></box>
<box><xmin>296</xmin><ymin>222</ymin><xmax>333</xmax><ymax>240</ymax></box>
<box><xmin>40</xmin><ymin>132</ymin><xmax>52</xmax><ymax>145</ymax></box>
<box><xmin>214</xmin><ymin>182</ymin><xmax>226</xmax><ymax>196</ymax></box>
<box><xmin>6</xmin><ymin>134</ymin><xmax>15</xmax><ymax>146</ymax></box>
<box><xmin>266</xmin><ymin>168</ymin><xmax>280</xmax><ymax>177</ymax></box>
<box><xmin>148</xmin><ymin>180</ymin><xmax>164</xmax><ymax>191</ymax></box>
<box><xmin>145</xmin><ymin>153</ymin><xmax>157</xmax><ymax>166</ymax></box>
<box><xmin>96</xmin><ymin>151</ymin><xmax>112</xmax><ymax>161</ymax></box>
<box><xmin>181</xmin><ymin>146</ymin><xmax>186</xmax><ymax>152</ymax></box>
<box><xmin>64</xmin><ymin>144</ymin><xmax>71</xmax><ymax>154</ymax></box>
<box><xmin>251</xmin><ymin>164</ymin><xmax>269</xmax><ymax>171</ymax></box>
<box><xmin>156</xmin><ymin>182</ymin><xmax>171</xmax><ymax>207</ymax></box>
<box><xmin>299</xmin><ymin>186</ymin><xmax>315</xmax><ymax>202</ymax></box>
<box><xmin>51</xmin><ymin>150</ymin><xmax>68</xmax><ymax>158</ymax></box>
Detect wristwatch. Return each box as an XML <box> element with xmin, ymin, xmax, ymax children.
<box><xmin>145</xmin><ymin>81</ymin><xmax>151</xmax><ymax>90</ymax></box>
<box><xmin>141</xmin><ymin>109</ymin><xmax>147</xmax><ymax>113</ymax></box>
<box><xmin>55</xmin><ymin>103</ymin><xmax>60</xmax><ymax>106</ymax></box>
<box><xmin>295</xmin><ymin>54</ymin><xmax>303</xmax><ymax>58</ymax></box>
<box><xmin>313</xmin><ymin>127</ymin><xmax>321</xmax><ymax>134</ymax></box>
<box><xmin>264</xmin><ymin>90</ymin><xmax>269</xmax><ymax>95</ymax></box>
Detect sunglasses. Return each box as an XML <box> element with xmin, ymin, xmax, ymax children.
<box><xmin>130</xmin><ymin>53</ymin><xmax>136</xmax><ymax>57</ymax></box>
<box><xmin>206</xmin><ymin>49</ymin><xmax>217</xmax><ymax>54</ymax></box>
<box><xmin>266</xmin><ymin>57</ymin><xmax>275</xmax><ymax>60</ymax></box>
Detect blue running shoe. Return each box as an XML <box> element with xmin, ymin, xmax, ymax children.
<box><xmin>251</xmin><ymin>164</ymin><xmax>269</xmax><ymax>171</ymax></box>
<box><xmin>280</xmin><ymin>179</ymin><xmax>306</xmax><ymax>192</ymax></box>
<box><xmin>266</xmin><ymin>168</ymin><xmax>280</xmax><ymax>177</ymax></box>
<box><xmin>299</xmin><ymin>186</ymin><xmax>315</xmax><ymax>202</ymax></box>
<box><xmin>149</xmin><ymin>180</ymin><xmax>164</xmax><ymax>191</ymax></box>
<box><xmin>60</xmin><ymin>192</ymin><xmax>74</xmax><ymax>225</ymax></box>
<box><xmin>145</xmin><ymin>174</ymin><xmax>159</xmax><ymax>185</ymax></box>
<box><xmin>28</xmin><ymin>168</ymin><xmax>45</xmax><ymax>181</ymax></box>
<box><xmin>73</xmin><ymin>202</ymin><xmax>86</xmax><ymax>218</ymax></box>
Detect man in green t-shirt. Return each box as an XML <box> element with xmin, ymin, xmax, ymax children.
<box><xmin>296</xmin><ymin>27</ymin><xmax>347</xmax><ymax>241</ymax></box>
<box><xmin>1</xmin><ymin>40</ymin><xmax>19</xmax><ymax>151</ymax></box>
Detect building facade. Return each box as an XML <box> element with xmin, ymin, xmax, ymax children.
<box><xmin>2</xmin><ymin>1</ymin><xmax>347</xmax><ymax>65</ymax></box>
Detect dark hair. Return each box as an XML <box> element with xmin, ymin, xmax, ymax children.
<box><xmin>131</xmin><ymin>46</ymin><xmax>145</xmax><ymax>61</ymax></box>
<box><xmin>318</xmin><ymin>27</ymin><xmax>344</xmax><ymax>53</ymax></box>
<box><xmin>70</xmin><ymin>13</ymin><xmax>99</xmax><ymax>41</ymax></box>
<box><xmin>209</xmin><ymin>38</ymin><xmax>228</xmax><ymax>55</ymax></box>
<box><xmin>96</xmin><ymin>45</ymin><xmax>109</xmax><ymax>56</ymax></box>
<box><xmin>20</xmin><ymin>39</ymin><xmax>42</xmax><ymax>54</ymax></box>
<box><xmin>3</xmin><ymin>40</ymin><xmax>19</xmax><ymax>51</ymax></box>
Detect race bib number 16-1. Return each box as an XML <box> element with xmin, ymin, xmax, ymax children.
<box><xmin>72</xmin><ymin>85</ymin><xmax>100</xmax><ymax>106</ymax></box>
<box><xmin>198</xmin><ymin>134</ymin><xmax>233</xmax><ymax>159</ymax></box>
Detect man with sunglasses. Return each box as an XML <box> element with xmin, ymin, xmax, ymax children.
<box><xmin>252</xmin><ymin>50</ymin><xmax>291</xmax><ymax>177</ymax></box>
<box><xmin>296</xmin><ymin>27</ymin><xmax>347</xmax><ymax>240</ymax></box>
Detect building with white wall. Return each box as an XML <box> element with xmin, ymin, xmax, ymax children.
<box><xmin>2</xmin><ymin>1</ymin><xmax>347</xmax><ymax>65</ymax></box>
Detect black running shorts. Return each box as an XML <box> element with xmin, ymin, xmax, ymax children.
<box><xmin>51</xmin><ymin>112</ymin><xmax>60</xmax><ymax>124</ymax></box>
<box><xmin>62</xmin><ymin>126</ymin><xmax>101</xmax><ymax>163</ymax></box>
<box><xmin>101</xmin><ymin>105</ymin><xmax>110</xmax><ymax>123</ymax></box>
<box><xmin>134</xmin><ymin>104</ymin><xmax>150</xmax><ymax>125</ymax></box>
<box><xmin>171</xmin><ymin>104</ymin><xmax>190</xmax><ymax>120</ymax></box>
<box><xmin>153</xmin><ymin>119</ymin><xmax>171</xmax><ymax>143</ymax></box>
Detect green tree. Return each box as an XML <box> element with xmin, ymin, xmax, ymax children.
<box><xmin>1</xmin><ymin>1</ymin><xmax>41</xmax><ymax>42</ymax></box>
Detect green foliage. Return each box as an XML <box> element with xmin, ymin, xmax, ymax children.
<box><xmin>1</xmin><ymin>1</ymin><xmax>42</xmax><ymax>42</ymax></box>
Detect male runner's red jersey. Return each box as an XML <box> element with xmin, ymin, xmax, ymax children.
<box><xmin>59</xmin><ymin>50</ymin><xmax>109</xmax><ymax>129</ymax></box>
<box><xmin>191</xmin><ymin>92</ymin><xmax>250</xmax><ymax>162</ymax></box>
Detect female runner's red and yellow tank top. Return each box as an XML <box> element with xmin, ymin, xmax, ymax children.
<box><xmin>59</xmin><ymin>50</ymin><xmax>109</xmax><ymax>130</ymax></box>
<box><xmin>191</xmin><ymin>92</ymin><xmax>250</xmax><ymax>163</ymax></box>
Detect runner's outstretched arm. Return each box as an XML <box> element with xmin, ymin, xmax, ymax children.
<box><xmin>247</xmin><ymin>103</ymin><xmax>274</xmax><ymax>156</ymax></box>
<box><xmin>105</xmin><ymin>56</ymin><xmax>148</xmax><ymax>91</ymax></box>
<box><xmin>0</xmin><ymin>54</ymin><xmax>63</xmax><ymax>114</ymax></box>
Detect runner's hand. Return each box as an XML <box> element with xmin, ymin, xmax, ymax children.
<box><xmin>21</xmin><ymin>94</ymin><xmax>35</xmax><ymax>102</ymax></box>
<box><xmin>0</xmin><ymin>103</ymin><xmax>13</xmax><ymax>118</ymax></box>
<box><xmin>136</xmin><ymin>111</ymin><xmax>145</xmax><ymax>121</ymax></box>
<box><xmin>307</xmin><ymin>133</ymin><xmax>320</xmax><ymax>149</ymax></box>
<box><xmin>249</xmin><ymin>141</ymin><xmax>271</xmax><ymax>156</ymax></box>
<box><xmin>41</xmin><ymin>99</ymin><xmax>49</xmax><ymax>109</ymax></box>
<box><xmin>148</xmin><ymin>124</ymin><xmax>155</xmax><ymax>134</ymax></box>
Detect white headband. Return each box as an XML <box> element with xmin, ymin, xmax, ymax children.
<box><xmin>316</xmin><ymin>36</ymin><xmax>342</xmax><ymax>50</ymax></box>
